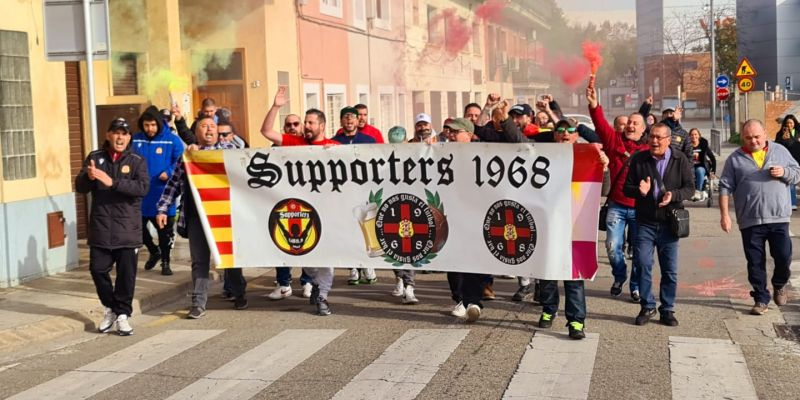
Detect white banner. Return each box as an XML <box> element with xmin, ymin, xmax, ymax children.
<box><xmin>185</xmin><ymin>143</ymin><xmax>603</xmax><ymax>280</ymax></box>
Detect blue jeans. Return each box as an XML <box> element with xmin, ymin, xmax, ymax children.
<box><xmin>790</xmin><ymin>185</ymin><xmax>797</xmax><ymax>207</ymax></box>
<box><xmin>635</xmin><ymin>222</ymin><xmax>679</xmax><ymax>313</ymax></box>
<box><xmin>741</xmin><ymin>223</ymin><xmax>792</xmax><ymax>304</ymax></box>
<box><xmin>694</xmin><ymin>166</ymin><xmax>707</xmax><ymax>191</ymax></box>
<box><xmin>276</xmin><ymin>267</ymin><xmax>312</xmax><ymax>287</ymax></box>
<box><xmin>605</xmin><ymin>202</ymin><xmax>639</xmax><ymax>292</ymax></box>
<box><xmin>540</xmin><ymin>280</ymin><xmax>586</xmax><ymax>323</ymax></box>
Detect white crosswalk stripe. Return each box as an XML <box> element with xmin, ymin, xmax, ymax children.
<box><xmin>166</xmin><ymin>329</ymin><xmax>345</xmax><ymax>400</ymax></box>
<box><xmin>669</xmin><ymin>336</ymin><xmax>758</xmax><ymax>400</ymax></box>
<box><xmin>331</xmin><ymin>328</ymin><xmax>470</xmax><ymax>400</ymax></box>
<box><xmin>502</xmin><ymin>331</ymin><xmax>600</xmax><ymax>400</ymax></box>
<box><xmin>7</xmin><ymin>329</ymin><xmax>224</xmax><ymax>400</ymax></box>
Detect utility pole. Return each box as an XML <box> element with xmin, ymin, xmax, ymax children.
<box><xmin>710</xmin><ymin>0</ymin><xmax>717</xmax><ymax>128</ymax></box>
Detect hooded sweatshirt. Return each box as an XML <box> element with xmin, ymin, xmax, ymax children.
<box><xmin>132</xmin><ymin>108</ymin><xmax>185</xmax><ymax>217</ymax></box>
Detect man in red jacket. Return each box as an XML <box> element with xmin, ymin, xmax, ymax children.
<box><xmin>587</xmin><ymin>85</ymin><xmax>650</xmax><ymax>302</ymax></box>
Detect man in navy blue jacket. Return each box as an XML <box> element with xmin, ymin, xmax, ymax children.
<box><xmin>132</xmin><ymin>106</ymin><xmax>185</xmax><ymax>275</ymax></box>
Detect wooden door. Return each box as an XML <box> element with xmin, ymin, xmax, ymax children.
<box><xmin>193</xmin><ymin>49</ymin><xmax>248</xmax><ymax>142</ymax></box>
<box><xmin>65</xmin><ymin>62</ymin><xmax>88</xmax><ymax>239</ymax></box>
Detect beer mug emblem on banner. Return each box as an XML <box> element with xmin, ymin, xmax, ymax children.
<box><xmin>353</xmin><ymin>202</ymin><xmax>384</xmax><ymax>257</ymax></box>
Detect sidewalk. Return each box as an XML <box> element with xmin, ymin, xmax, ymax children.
<box><xmin>0</xmin><ymin>240</ymin><xmax>269</xmax><ymax>353</ymax></box>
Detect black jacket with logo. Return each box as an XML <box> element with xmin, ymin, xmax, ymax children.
<box><xmin>622</xmin><ymin>149</ymin><xmax>694</xmax><ymax>224</ymax></box>
<box><xmin>75</xmin><ymin>145</ymin><xmax>149</xmax><ymax>249</ymax></box>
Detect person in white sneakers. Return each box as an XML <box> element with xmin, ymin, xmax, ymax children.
<box><xmin>76</xmin><ymin>118</ymin><xmax>149</xmax><ymax>336</ymax></box>
<box><xmin>392</xmin><ymin>270</ymin><xmax>418</xmax><ymax>304</ymax></box>
<box><xmin>268</xmin><ymin>267</ymin><xmax>313</xmax><ymax>300</ymax></box>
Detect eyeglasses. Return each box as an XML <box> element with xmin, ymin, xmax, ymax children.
<box><xmin>285</xmin><ymin>122</ymin><xmax>300</xmax><ymax>127</ymax></box>
<box><xmin>556</xmin><ymin>127</ymin><xmax>577</xmax><ymax>133</ymax></box>
<box><xmin>218</xmin><ymin>131</ymin><xmax>232</xmax><ymax>137</ymax></box>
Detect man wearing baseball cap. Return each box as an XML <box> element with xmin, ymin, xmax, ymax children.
<box><xmin>76</xmin><ymin>118</ymin><xmax>149</xmax><ymax>336</ymax></box>
<box><xmin>661</xmin><ymin>107</ymin><xmax>692</xmax><ymax>158</ymax></box>
<box><xmin>333</xmin><ymin>106</ymin><xmax>377</xmax><ymax>145</ymax></box>
<box><xmin>509</xmin><ymin>104</ymin><xmax>541</xmax><ymax>139</ymax></box>
<box><xmin>411</xmin><ymin>113</ymin><xmax>437</xmax><ymax>143</ymax></box>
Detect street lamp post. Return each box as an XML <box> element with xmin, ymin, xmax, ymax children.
<box><xmin>709</xmin><ymin>0</ymin><xmax>717</xmax><ymax>128</ymax></box>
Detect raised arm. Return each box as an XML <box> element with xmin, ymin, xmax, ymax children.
<box><xmin>260</xmin><ymin>87</ymin><xmax>288</xmax><ymax>146</ymax></box>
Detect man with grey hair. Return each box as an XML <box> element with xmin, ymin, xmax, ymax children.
<box><xmin>720</xmin><ymin>119</ymin><xmax>800</xmax><ymax>315</ymax></box>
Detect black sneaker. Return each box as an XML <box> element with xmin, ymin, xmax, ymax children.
<box><xmin>309</xmin><ymin>284</ymin><xmax>320</xmax><ymax>305</ymax></box>
<box><xmin>610</xmin><ymin>282</ymin><xmax>623</xmax><ymax>297</ymax></box>
<box><xmin>316</xmin><ymin>297</ymin><xmax>331</xmax><ymax>316</ymax></box>
<box><xmin>538</xmin><ymin>312</ymin><xmax>554</xmax><ymax>329</ymax></box>
<box><xmin>635</xmin><ymin>308</ymin><xmax>656</xmax><ymax>326</ymax></box>
<box><xmin>144</xmin><ymin>252</ymin><xmax>160</xmax><ymax>270</ymax></box>
<box><xmin>568</xmin><ymin>321</ymin><xmax>586</xmax><ymax>340</ymax></box>
<box><xmin>234</xmin><ymin>296</ymin><xmax>249</xmax><ymax>310</ymax></box>
<box><xmin>659</xmin><ymin>311</ymin><xmax>679</xmax><ymax>326</ymax></box>
<box><xmin>161</xmin><ymin>262</ymin><xmax>173</xmax><ymax>276</ymax></box>
<box><xmin>187</xmin><ymin>306</ymin><xmax>206</xmax><ymax>319</ymax></box>
<box><xmin>630</xmin><ymin>290</ymin><xmax>641</xmax><ymax>303</ymax></box>
<box><xmin>512</xmin><ymin>284</ymin><xmax>533</xmax><ymax>301</ymax></box>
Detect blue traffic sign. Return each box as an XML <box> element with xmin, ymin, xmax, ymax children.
<box><xmin>716</xmin><ymin>75</ymin><xmax>729</xmax><ymax>88</ymax></box>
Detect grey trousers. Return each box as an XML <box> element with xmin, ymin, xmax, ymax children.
<box><xmin>303</xmin><ymin>267</ymin><xmax>334</xmax><ymax>299</ymax></box>
<box><xmin>393</xmin><ymin>269</ymin><xmax>416</xmax><ymax>287</ymax></box>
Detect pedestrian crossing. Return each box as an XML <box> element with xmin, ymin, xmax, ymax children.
<box><xmin>3</xmin><ymin>328</ymin><xmax>762</xmax><ymax>400</ymax></box>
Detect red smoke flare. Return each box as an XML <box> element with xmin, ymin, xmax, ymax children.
<box><xmin>581</xmin><ymin>41</ymin><xmax>604</xmax><ymax>74</ymax></box>
<box><xmin>475</xmin><ymin>0</ymin><xmax>505</xmax><ymax>23</ymax></box>
<box><xmin>443</xmin><ymin>9</ymin><xmax>472</xmax><ymax>55</ymax></box>
<box><xmin>545</xmin><ymin>55</ymin><xmax>592</xmax><ymax>88</ymax></box>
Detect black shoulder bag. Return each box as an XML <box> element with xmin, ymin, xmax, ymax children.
<box><xmin>650</xmin><ymin>161</ymin><xmax>690</xmax><ymax>238</ymax></box>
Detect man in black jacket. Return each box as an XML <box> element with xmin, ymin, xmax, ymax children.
<box><xmin>75</xmin><ymin>118</ymin><xmax>149</xmax><ymax>336</ymax></box>
<box><xmin>623</xmin><ymin>123</ymin><xmax>694</xmax><ymax>327</ymax></box>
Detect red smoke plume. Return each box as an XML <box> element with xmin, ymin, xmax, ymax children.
<box><xmin>475</xmin><ymin>0</ymin><xmax>505</xmax><ymax>23</ymax></box>
<box><xmin>581</xmin><ymin>41</ymin><xmax>604</xmax><ymax>74</ymax></box>
<box><xmin>443</xmin><ymin>9</ymin><xmax>472</xmax><ymax>55</ymax></box>
<box><xmin>545</xmin><ymin>55</ymin><xmax>592</xmax><ymax>88</ymax></box>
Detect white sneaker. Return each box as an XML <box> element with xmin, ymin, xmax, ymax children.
<box><xmin>451</xmin><ymin>301</ymin><xmax>467</xmax><ymax>317</ymax></box>
<box><xmin>267</xmin><ymin>285</ymin><xmax>292</xmax><ymax>300</ymax></box>
<box><xmin>690</xmin><ymin>190</ymin><xmax>700</xmax><ymax>201</ymax></box>
<box><xmin>402</xmin><ymin>286</ymin><xmax>419</xmax><ymax>304</ymax></box>
<box><xmin>699</xmin><ymin>191</ymin><xmax>708</xmax><ymax>201</ymax></box>
<box><xmin>115</xmin><ymin>314</ymin><xmax>133</xmax><ymax>336</ymax></box>
<box><xmin>348</xmin><ymin>268</ymin><xmax>360</xmax><ymax>284</ymax></box>
<box><xmin>98</xmin><ymin>307</ymin><xmax>116</xmax><ymax>333</ymax></box>
<box><xmin>302</xmin><ymin>282</ymin><xmax>313</xmax><ymax>298</ymax></box>
<box><xmin>392</xmin><ymin>277</ymin><xmax>404</xmax><ymax>297</ymax></box>
<box><xmin>466</xmin><ymin>304</ymin><xmax>481</xmax><ymax>323</ymax></box>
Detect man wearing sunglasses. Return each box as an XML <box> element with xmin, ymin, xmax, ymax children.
<box><xmin>536</xmin><ymin>120</ymin><xmax>608</xmax><ymax>339</ymax></box>
<box><xmin>623</xmin><ymin>123</ymin><xmax>694</xmax><ymax>327</ymax></box>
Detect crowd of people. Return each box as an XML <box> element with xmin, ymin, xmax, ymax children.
<box><xmin>76</xmin><ymin>82</ymin><xmax>799</xmax><ymax>340</ymax></box>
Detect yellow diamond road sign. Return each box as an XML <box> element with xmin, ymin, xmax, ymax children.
<box><xmin>736</xmin><ymin>58</ymin><xmax>757</xmax><ymax>77</ymax></box>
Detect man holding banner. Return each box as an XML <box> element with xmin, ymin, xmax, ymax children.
<box><xmin>156</xmin><ymin>115</ymin><xmax>247</xmax><ymax>319</ymax></box>
<box><xmin>260</xmin><ymin>87</ymin><xmax>340</xmax><ymax>316</ymax></box>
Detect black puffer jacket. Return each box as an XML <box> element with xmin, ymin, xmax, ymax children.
<box><xmin>75</xmin><ymin>145</ymin><xmax>149</xmax><ymax>249</ymax></box>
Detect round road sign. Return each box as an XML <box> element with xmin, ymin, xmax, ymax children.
<box><xmin>716</xmin><ymin>87</ymin><xmax>730</xmax><ymax>101</ymax></box>
<box><xmin>716</xmin><ymin>75</ymin><xmax>729</xmax><ymax>88</ymax></box>
<box><xmin>738</xmin><ymin>77</ymin><xmax>754</xmax><ymax>93</ymax></box>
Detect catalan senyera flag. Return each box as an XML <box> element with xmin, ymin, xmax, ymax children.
<box><xmin>183</xmin><ymin>151</ymin><xmax>235</xmax><ymax>269</ymax></box>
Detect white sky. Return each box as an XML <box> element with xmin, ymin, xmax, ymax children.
<box><xmin>557</xmin><ymin>0</ymin><xmax>637</xmax><ymax>25</ymax></box>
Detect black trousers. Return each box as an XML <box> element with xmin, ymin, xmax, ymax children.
<box><xmin>142</xmin><ymin>216</ymin><xmax>175</xmax><ymax>262</ymax></box>
<box><xmin>447</xmin><ymin>272</ymin><xmax>484</xmax><ymax>308</ymax></box>
<box><xmin>90</xmin><ymin>247</ymin><xmax>138</xmax><ymax>317</ymax></box>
